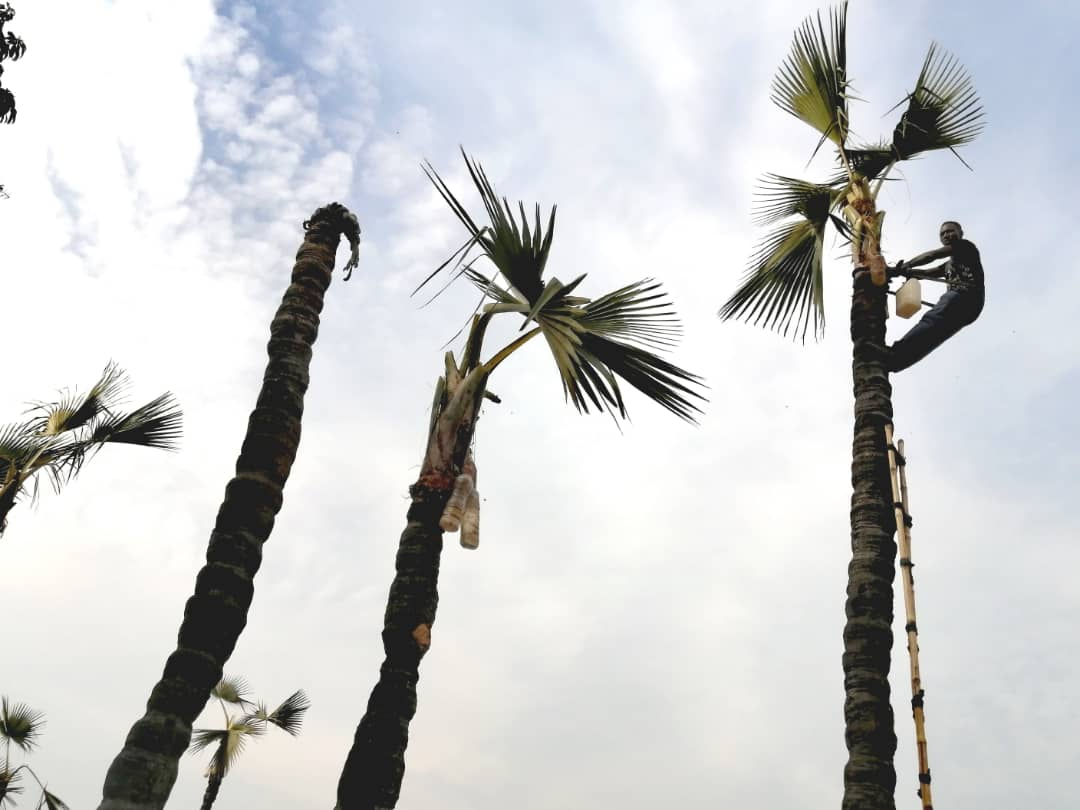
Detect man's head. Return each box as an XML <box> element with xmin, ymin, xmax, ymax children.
<box><xmin>940</xmin><ymin>221</ymin><xmax>963</xmax><ymax>245</ymax></box>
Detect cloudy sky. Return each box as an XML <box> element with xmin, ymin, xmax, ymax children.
<box><xmin>1</xmin><ymin>1</ymin><xmax>1077</xmax><ymax>808</ymax></box>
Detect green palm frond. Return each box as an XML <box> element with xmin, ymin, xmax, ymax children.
<box><xmin>577</xmin><ymin>280</ymin><xmax>683</xmax><ymax>350</ymax></box>
<box><xmin>719</xmin><ymin>216</ymin><xmax>827</xmax><ymax>341</ymax></box>
<box><xmin>890</xmin><ymin>43</ymin><xmax>984</xmax><ymax>162</ymax></box>
<box><xmin>752</xmin><ymin>174</ymin><xmax>842</xmax><ymax>227</ymax></box>
<box><xmin>420</xmin><ymin>150</ymin><xmax>553</xmax><ymax>306</ymax></box>
<box><xmin>90</xmin><ymin>392</ymin><xmax>182</xmax><ymax>451</ymax></box>
<box><xmin>190</xmin><ymin>719</ymin><xmax>263</xmax><ymax>778</ymax></box>
<box><xmin>211</xmin><ymin>676</ymin><xmax>253</xmax><ymax>708</ymax></box>
<box><xmin>464</xmin><ymin>267</ymin><xmax>528</xmax><ymax>308</ymax></box>
<box><xmin>27</xmin><ymin>363</ymin><xmax>129</xmax><ymax>437</ymax></box>
<box><xmin>39</xmin><ymin>787</ymin><xmax>71</xmax><ymax>810</ymax></box>
<box><xmin>827</xmin><ymin>142</ymin><xmax>896</xmax><ymax>185</ymax></box>
<box><xmin>0</xmin><ymin>698</ymin><xmax>45</xmax><ymax>752</ymax></box>
<box><xmin>530</xmin><ymin>280</ymin><xmax>705</xmax><ymax>423</ymax></box>
<box><xmin>245</xmin><ymin>690</ymin><xmax>310</xmax><ymax>736</ymax></box>
<box><xmin>0</xmin><ymin>422</ymin><xmax>41</xmax><ymax>482</ymax></box>
<box><xmin>0</xmin><ymin>764</ymin><xmax>25</xmax><ymax>806</ymax></box>
<box><xmin>771</xmin><ymin>1</ymin><xmax>849</xmax><ymax>156</ymax></box>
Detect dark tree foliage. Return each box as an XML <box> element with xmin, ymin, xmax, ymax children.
<box><xmin>0</xmin><ymin>2</ymin><xmax>26</xmax><ymax>198</ymax></box>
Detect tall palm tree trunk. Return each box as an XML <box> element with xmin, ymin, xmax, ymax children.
<box><xmin>199</xmin><ymin>772</ymin><xmax>223</xmax><ymax>810</ymax></box>
<box><xmin>337</xmin><ymin>365</ymin><xmax>488</xmax><ymax>810</ymax></box>
<box><xmin>98</xmin><ymin>203</ymin><xmax>360</xmax><ymax>810</ymax></box>
<box><xmin>336</xmin><ymin>491</ymin><xmax>448</xmax><ymax>810</ymax></box>
<box><xmin>843</xmin><ymin>268</ymin><xmax>897</xmax><ymax>810</ymax></box>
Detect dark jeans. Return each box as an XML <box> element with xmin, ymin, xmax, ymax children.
<box><xmin>890</xmin><ymin>289</ymin><xmax>984</xmax><ymax>372</ymax></box>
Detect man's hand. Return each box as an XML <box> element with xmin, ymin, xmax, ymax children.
<box><xmin>889</xmin><ymin>259</ymin><xmax>907</xmax><ymax>278</ymax></box>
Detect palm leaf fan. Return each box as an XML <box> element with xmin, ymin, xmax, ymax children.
<box><xmin>828</xmin><ymin>141</ymin><xmax>896</xmax><ymax>185</ymax></box>
<box><xmin>90</xmin><ymin>392</ymin><xmax>182</xmax><ymax>451</ymax></box>
<box><xmin>0</xmin><ymin>698</ymin><xmax>44</xmax><ymax>752</ymax></box>
<box><xmin>752</xmin><ymin>174</ymin><xmax>843</xmax><ymax>227</ymax></box>
<box><xmin>890</xmin><ymin>43</ymin><xmax>984</xmax><ymax>163</ymax></box>
<box><xmin>719</xmin><ymin>216</ymin><xmax>827</xmax><ymax>341</ymax></box>
<box><xmin>244</xmin><ymin>690</ymin><xmax>310</xmax><ymax>736</ymax></box>
<box><xmin>771</xmin><ymin>1</ymin><xmax>850</xmax><ymax>158</ymax></box>
<box><xmin>27</xmin><ymin>363</ymin><xmax>129</xmax><ymax>437</ymax></box>
<box><xmin>41</xmin><ymin>788</ymin><xmax>72</xmax><ymax>810</ymax></box>
<box><xmin>534</xmin><ymin>280</ymin><xmax>705</xmax><ymax>423</ymax></box>
<box><xmin>419</xmin><ymin>150</ymin><xmax>553</xmax><ymax>307</ymax></box>
<box><xmin>210</xmin><ymin>676</ymin><xmax>254</xmax><ymax>708</ymax></box>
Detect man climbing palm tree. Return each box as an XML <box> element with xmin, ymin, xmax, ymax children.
<box><xmin>870</xmin><ymin>220</ymin><xmax>985</xmax><ymax>372</ymax></box>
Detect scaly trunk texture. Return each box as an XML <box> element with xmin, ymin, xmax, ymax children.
<box><xmin>98</xmin><ymin>204</ymin><xmax>357</xmax><ymax>810</ymax></box>
<box><xmin>336</xmin><ymin>364</ymin><xmax>486</xmax><ymax>810</ymax></box>
<box><xmin>198</xmin><ymin>772</ymin><xmax>222</xmax><ymax>810</ymax></box>
<box><xmin>335</xmin><ymin>487</ymin><xmax>449</xmax><ymax>810</ymax></box>
<box><xmin>842</xmin><ymin>269</ymin><xmax>897</xmax><ymax>810</ymax></box>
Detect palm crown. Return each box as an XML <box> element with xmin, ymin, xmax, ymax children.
<box><xmin>188</xmin><ymin>677</ymin><xmax>310</xmax><ymax>783</ymax></box>
<box><xmin>420</xmin><ymin>150</ymin><xmax>705</xmax><ymax>423</ymax></box>
<box><xmin>0</xmin><ymin>697</ymin><xmax>69</xmax><ymax>810</ymax></box>
<box><xmin>719</xmin><ymin>1</ymin><xmax>984</xmax><ymax>341</ymax></box>
<box><xmin>0</xmin><ymin>362</ymin><xmax>182</xmax><ymax>535</ymax></box>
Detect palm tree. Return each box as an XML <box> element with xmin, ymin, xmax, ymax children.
<box><xmin>0</xmin><ymin>3</ymin><xmax>26</xmax><ymax>126</ymax></box>
<box><xmin>0</xmin><ymin>696</ymin><xmax>69</xmax><ymax>809</ymax></box>
<box><xmin>0</xmin><ymin>363</ymin><xmax>183</xmax><ymax>537</ymax></box>
<box><xmin>187</xmin><ymin>676</ymin><xmax>310</xmax><ymax>810</ymax></box>
<box><xmin>718</xmin><ymin>5</ymin><xmax>982</xmax><ymax>809</ymax></box>
<box><xmin>97</xmin><ymin>203</ymin><xmax>360</xmax><ymax>810</ymax></box>
<box><xmin>335</xmin><ymin>152</ymin><xmax>706</xmax><ymax>809</ymax></box>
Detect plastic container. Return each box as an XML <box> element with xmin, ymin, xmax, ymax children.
<box><xmin>896</xmin><ymin>278</ymin><xmax>922</xmax><ymax>319</ymax></box>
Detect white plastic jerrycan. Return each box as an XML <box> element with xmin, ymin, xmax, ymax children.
<box><xmin>896</xmin><ymin>278</ymin><xmax>922</xmax><ymax>319</ymax></box>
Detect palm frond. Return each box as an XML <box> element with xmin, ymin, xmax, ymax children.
<box><xmin>827</xmin><ymin>141</ymin><xmax>896</xmax><ymax>185</ymax></box>
<box><xmin>211</xmin><ymin>676</ymin><xmax>253</xmax><ymax>708</ymax></box>
<box><xmin>771</xmin><ymin>1</ymin><xmax>849</xmax><ymax>156</ymax></box>
<box><xmin>90</xmin><ymin>392</ymin><xmax>182</xmax><ymax>451</ymax></box>
<box><xmin>0</xmin><ymin>421</ymin><xmax>42</xmax><ymax>481</ymax></box>
<box><xmin>719</xmin><ymin>216</ymin><xmax>827</xmax><ymax>341</ymax></box>
<box><xmin>188</xmin><ymin>727</ymin><xmax>229</xmax><ymax>756</ymax></box>
<box><xmin>40</xmin><ymin>787</ymin><xmax>71</xmax><ymax>810</ymax></box>
<box><xmin>28</xmin><ymin>363</ymin><xmax>129</xmax><ymax>437</ymax></box>
<box><xmin>577</xmin><ymin>280</ymin><xmax>683</xmax><ymax>350</ymax></box>
<box><xmin>420</xmin><ymin>150</ymin><xmax>554</xmax><ymax>307</ymax></box>
<box><xmin>258</xmin><ymin>690</ymin><xmax>310</xmax><ymax>736</ymax></box>
<box><xmin>0</xmin><ymin>764</ymin><xmax>25</xmax><ymax>804</ymax></box>
<box><xmin>752</xmin><ymin>174</ymin><xmax>842</xmax><ymax>227</ymax></box>
<box><xmin>464</xmin><ymin>268</ymin><xmax>527</xmax><ymax>308</ymax></box>
<box><xmin>532</xmin><ymin>281</ymin><xmax>705</xmax><ymax>423</ymax></box>
<box><xmin>0</xmin><ymin>698</ymin><xmax>45</xmax><ymax>752</ymax></box>
<box><xmin>191</xmin><ymin>721</ymin><xmax>262</xmax><ymax>778</ymax></box>
<box><xmin>217</xmin><ymin>720</ymin><xmax>262</xmax><ymax>776</ymax></box>
<box><xmin>890</xmin><ymin>43</ymin><xmax>984</xmax><ymax>162</ymax></box>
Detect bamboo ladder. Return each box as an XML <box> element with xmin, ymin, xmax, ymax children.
<box><xmin>885</xmin><ymin>424</ymin><xmax>934</xmax><ymax>810</ymax></box>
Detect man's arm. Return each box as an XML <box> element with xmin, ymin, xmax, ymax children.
<box><xmin>894</xmin><ymin>244</ymin><xmax>952</xmax><ymax>279</ymax></box>
<box><xmin>905</xmin><ymin>262</ymin><xmax>949</xmax><ymax>280</ymax></box>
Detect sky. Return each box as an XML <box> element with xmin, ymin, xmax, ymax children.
<box><xmin>1</xmin><ymin>0</ymin><xmax>1078</xmax><ymax>808</ymax></box>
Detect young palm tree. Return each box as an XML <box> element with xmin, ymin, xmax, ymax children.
<box><xmin>718</xmin><ymin>5</ymin><xmax>982</xmax><ymax>809</ymax></box>
<box><xmin>0</xmin><ymin>363</ymin><xmax>183</xmax><ymax>537</ymax></box>
<box><xmin>335</xmin><ymin>153</ymin><xmax>706</xmax><ymax>809</ymax></box>
<box><xmin>98</xmin><ymin>203</ymin><xmax>360</xmax><ymax>810</ymax></box>
<box><xmin>187</xmin><ymin>677</ymin><xmax>310</xmax><ymax>810</ymax></box>
<box><xmin>0</xmin><ymin>696</ymin><xmax>69</xmax><ymax>809</ymax></box>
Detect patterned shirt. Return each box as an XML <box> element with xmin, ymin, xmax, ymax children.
<box><xmin>945</xmin><ymin>238</ymin><xmax>984</xmax><ymax>293</ymax></box>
